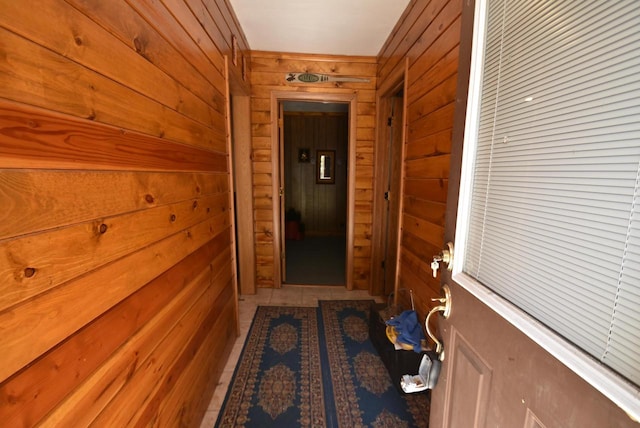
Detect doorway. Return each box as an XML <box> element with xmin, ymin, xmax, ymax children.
<box><xmin>371</xmin><ymin>60</ymin><xmax>408</xmax><ymax>297</ymax></box>
<box><xmin>380</xmin><ymin>90</ymin><xmax>404</xmax><ymax>296</ymax></box>
<box><xmin>270</xmin><ymin>92</ymin><xmax>357</xmax><ymax>289</ymax></box>
<box><xmin>281</xmin><ymin>101</ymin><xmax>348</xmax><ymax>285</ymax></box>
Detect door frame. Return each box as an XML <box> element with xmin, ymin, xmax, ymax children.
<box><xmin>224</xmin><ymin>56</ymin><xmax>252</xmax><ymax>334</ymax></box>
<box><xmin>228</xmin><ymin>75</ymin><xmax>254</xmax><ymax>297</ymax></box>
<box><xmin>371</xmin><ymin>59</ymin><xmax>409</xmax><ymax>297</ymax></box>
<box><xmin>270</xmin><ymin>91</ymin><xmax>357</xmax><ymax>289</ymax></box>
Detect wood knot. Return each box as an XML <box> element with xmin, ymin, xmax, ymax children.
<box><xmin>145</xmin><ymin>194</ymin><xmax>155</xmax><ymax>204</ymax></box>
<box><xmin>99</xmin><ymin>223</ymin><xmax>108</xmax><ymax>234</ymax></box>
<box><xmin>170</xmin><ymin>214</ymin><xmax>176</xmax><ymax>222</ymax></box>
<box><xmin>192</xmin><ymin>201</ymin><xmax>198</xmax><ymax>210</ymax></box>
<box><xmin>74</xmin><ymin>36</ymin><xmax>83</xmax><ymax>46</ymax></box>
<box><xmin>133</xmin><ymin>36</ymin><xmax>144</xmax><ymax>53</ymax></box>
<box><xmin>24</xmin><ymin>267</ymin><xmax>36</xmax><ymax>278</ymax></box>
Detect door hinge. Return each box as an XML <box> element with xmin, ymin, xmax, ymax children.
<box><xmin>387</xmin><ymin>117</ymin><xmax>393</xmax><ymax>127</ymax></box>
<box><xmin>279</xmin><ymin>187</ymin><xmax>284</xmax><ymax>197</ymax></box>
<box><xmin>384</xmin><ymin>191</ymin><xmax>390</xmax><ymax>201</ymax></box>
<box><xmin>381</xmin><ymin>260</ymin><xmax>385</xmax><ymax>269</ymax></box>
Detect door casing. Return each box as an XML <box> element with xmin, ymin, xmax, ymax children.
<box><xmin>229</xmin><ymin>94</ymin><xmax>254</xmax><ymax>296</ymax></box>
<box><xmin>270</xmin><ymin>91</ymin><xmax>357</xmax><ymax>289</ymax></box>
<box><xmin>371</xmin><ymin>59</ymin><xmax>409</xmax><ymax>298</ymax></box>
<box><xmin>225</xmin><ymin>56</ymin><xmax>252</xmax><ymax>332</ymax></box>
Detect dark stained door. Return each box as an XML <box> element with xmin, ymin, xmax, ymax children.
<box><xmin>382</xmin><ymin>94</ymin><xmax>404</xmax><ymax>296</ymax></box>
<box><xmin>428</xmin><ymin>1</ymin><xmax>638</xmax><ymax>426</ymax></box>
<box><xmin>278</xmin><ymin>102</ymin><xmax>286</xmax><ymax>284</ymax></box>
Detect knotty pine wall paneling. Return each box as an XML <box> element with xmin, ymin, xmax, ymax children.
<box><xmin>0</xmin><ymin>0</ymin><xmax>249</xmax><ymax>426</ymax></box>
<box><xmin>376</xmin><ymin>0</ymin><xmax>462</xmax><ymax>320</ymax></box>
<box><xmin>250</xmin><ymin>51</ymin><xmax>376</xmax><ymax>289</ymax></box>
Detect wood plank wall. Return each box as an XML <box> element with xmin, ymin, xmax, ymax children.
<box><xmin>250</xmin><ymin>51</ymin><xmax>377</xmax><ymax>289</ymax></box>
<box><xmin>284</xmin><ymin>112</ymin><xmax>348</xmax><ymax>236</ymax></box>
<box><xmin>0</xmin><ymin>0</ymin><xmax>248</xmax><ymax>426</ymax></box>
<box><xmin>377</xmin><ymin>0</ymin><xmax>462</xmax><ymax>318</ymax></box>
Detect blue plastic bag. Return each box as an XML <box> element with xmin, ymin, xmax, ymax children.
<box><xmin>385</xmin><ymin>310</ymin><xmax>425</xmax><ymax>353</ymax></box>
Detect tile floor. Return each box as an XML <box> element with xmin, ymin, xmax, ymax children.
<box><xmin>199</xmin><ymin>285</ymin><xmax>384</xmax><ymax>427</ymax></box>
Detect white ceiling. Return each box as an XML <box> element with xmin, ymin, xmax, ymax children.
<box><xmin>228</xmin><ymin>0</ymin><xmax>411</xmax><ymax>56</ymax></box>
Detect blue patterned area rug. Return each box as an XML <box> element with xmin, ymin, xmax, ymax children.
<box><xmin>319</xmin><ymin>300</ymin><xmax>430</xmax><ymax>427</ymax></box>
<box><xmin>215</xmin><ymin>301</ymin><xmax>429</xmax><ymax>427</ymax></box>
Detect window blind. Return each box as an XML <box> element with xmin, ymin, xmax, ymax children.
<box><xmin>464</xmin><ymin>0</ymin><xmax>640</xmax><ymax>386</ymax></box>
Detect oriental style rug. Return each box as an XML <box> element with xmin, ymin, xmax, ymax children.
<box><xmin>318</xmin><ymin>300</ymin><xmax>430</xmax><ymax>427</ymax></box>
<box><xmin>215</xmin><ymin>301</ymin><xmax>430</xmax><ymax>428</ymax></box>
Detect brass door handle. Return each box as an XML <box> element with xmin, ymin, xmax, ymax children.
<box><xmin>426</xmin><ymin>284</ymin><xmax>452</xmax><ymax>359</ymax></box>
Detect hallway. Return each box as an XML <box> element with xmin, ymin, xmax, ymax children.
<box><xmin>285</xmin><ymin>236</ymin><xmax>346</xmax><ymax>285</ymax></box>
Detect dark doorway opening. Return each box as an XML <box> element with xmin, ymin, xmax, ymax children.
<box><xmin>281</xmin><ymin>101</ymin><xmax>349</xmax><ymax>285</ymax></box>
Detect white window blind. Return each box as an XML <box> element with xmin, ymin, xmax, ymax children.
<box><xmin>464</xmin><ymin>0</ymin><xmax>640</xmax><ymax>393</ymax></box>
